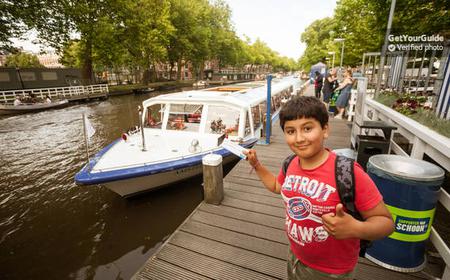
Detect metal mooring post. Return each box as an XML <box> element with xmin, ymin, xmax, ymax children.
<box><xmin>265</xmin><ymin>74</ymin><xmax>272</xmax><ymax>145</ymax></box>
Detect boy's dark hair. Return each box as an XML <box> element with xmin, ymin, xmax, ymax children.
<box><xmin>279</xmin><ymin>96</ymin><xmax>329</xmax><ymax>130</ymax></box>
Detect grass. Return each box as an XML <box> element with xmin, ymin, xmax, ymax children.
<box><xmin>374</xmin><ymin>93</ymin><xmax>450</xmax><ymax>138</ymax></box>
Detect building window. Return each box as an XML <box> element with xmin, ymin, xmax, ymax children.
<box><xmin>0</xmin><ymin>72</ymin><xmax>10</xmax><ymax>82</ymax></box>
<box><xmin>20</xmin><ymin>72</ymin><xmax>36</xmax><ymax>81</ymax></box>
<box><xmin>42</xmin><ymin>72</ymin><xmax>58</xmax><ymax>80</ymax></box>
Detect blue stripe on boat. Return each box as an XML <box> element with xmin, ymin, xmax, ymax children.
<box><xmin>74</xmin><ymin>138</ymin><xmax>257</xmax><ymax>185</ymax></box>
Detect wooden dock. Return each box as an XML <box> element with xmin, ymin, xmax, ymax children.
<box><xmin>132</xmin><ymin>115</ymin><xmax>443</xmax><ymax>280</ymax></box>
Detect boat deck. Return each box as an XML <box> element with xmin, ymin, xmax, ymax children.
<box><xmin>132</xmin><ymin>115</ymin><xmax>444</xmax><ymax>279</ymax></box>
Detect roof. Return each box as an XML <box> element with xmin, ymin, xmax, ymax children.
<box><xmin>142</xmin><ymin>77</ymin><xmax>301</xmax><ymax>109</ymax></box>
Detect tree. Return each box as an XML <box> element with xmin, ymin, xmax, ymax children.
<box><xmin>299</xmin><ymin>0</ymin><xmax>450</xmax><ymax>70</ymax></box>
<box><xmin>5</xmin><ymin>52</ymin><xmax>44</xmax><ymax>68</ymax></box>
<box><xmin>59</xmin><ymin>40</ymin><xmax>83</xmax><ymax>68</ymax></box>
<box><xmin>167</xmin><ymin>0</ymin><xmax>200</xmax><ymax>80</ymax></box>
<box><xmin>116</xmin><ymin>0</ymin><xmax>173</xmax><ymax>83</ymax></box>
<box><xmin>0</xmin><ymin>1</ymin><xmax>31</xmax><ymax>51</ymax></box>
<box><xmin>298</xmin><ymin>17</ymin><xmax>337</xmax><ymax>71</ymax></box>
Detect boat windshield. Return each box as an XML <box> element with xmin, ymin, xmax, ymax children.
<box><xmin>145</xmin><ymin>104</ymin><xmax>166</xmax><ymax>128</ymax></box>
<box><xmin>166</xmin><ymin>103</ymin><xmax>203</xmax><ymax>132</ymax></box>
<box><xmin>205</xmin><ymin>105</ymin><xmax>240</xmax><ymax>136</ymax></box>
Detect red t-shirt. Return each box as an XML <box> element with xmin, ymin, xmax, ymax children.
<box><xmin>277</xmin><ymin>151</ymin><xmax>382</xmax><ymax>274</ymax></box>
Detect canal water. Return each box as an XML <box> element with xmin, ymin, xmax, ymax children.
<box><xmin>0</xmin><ymin>92</ymin><xmax>231</xmax><ymax>279</ymax></box>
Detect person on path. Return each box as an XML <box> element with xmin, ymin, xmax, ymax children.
<box><xmin>309</xmin><ymin>59</ymin><xmax>327</xmax><ymax>85</ymax></box>
<box><xmin>314</xmin><ymin>71</ymin><xmax>324</xmax><ymax>99</ymax></box>
<box><xmin>243</xmin><ymin>96</ymin><xmax>394</xmax><ymax>280</ymax></box>
<box><xmin>334</xmin><ymin>69</ymin><xmax>354</xmax><ymax>119</ymax></box>
<box><xmin>322</xmin><ymin>68</ymin><xmax>338</xmax><ymax>108</ymax></box>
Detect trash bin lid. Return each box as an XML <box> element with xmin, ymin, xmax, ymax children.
<box><xmin>368</xmin><ymin>155</ymin><xmax>445</xmax><ymax>182</ymax></box>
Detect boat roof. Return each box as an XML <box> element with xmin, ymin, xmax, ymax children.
<box><xmin>142</xmin><ymin>76</ymin><xmax>300</xmax><ymax>108</ymax></box>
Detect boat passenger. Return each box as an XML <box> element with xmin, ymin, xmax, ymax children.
<box><xmin>45</xmin><ymin>95</ymin><xmax>52</xmax><ymax>103</ymax></box>
<box><xmin>13</xmin><ymin>96</ymin><xmax>22</xmax><ymax>106</ymax></box>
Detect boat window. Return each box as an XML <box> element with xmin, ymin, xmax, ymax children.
<box><xmin>251</xmin><ymin>105</ymin><xmax>261</xmax><ymax>129</ymax></box>
<box><xmin>259</xmin><ymin>101</ymin><xmax>268</xmax><ymax>130</ymax></box>
<box><xmin>271</xmin><ymin>96</ymin><xmax>276</xmax><ymax>113</ymax></box>
<box><xmin>145</xmin><ymin>104</ymin><xmax>166</xmax><ymax>128</ymax></box>
<box><xmin>260</xmin><ymin>101</ymin><xmax>267</xmax><ymax>114</ymax></box>
<box><xmin>272</xmin><ymin>93</ymin><xmax>282</xmax><ymax>112</ymax></box>
<box><xmin>205</xmin><ymin>105</ymin><xmax>240</xmax><ymax>136</ymax></box>
<box><xmin>245</xmin><ymin>112</ymin><xmax>251</xmax><ymax>137</ymax></box>
<box><xmin>166</xmin><ymin>104</ymin><xmax>203</xmax><ymax>132</ymax></box>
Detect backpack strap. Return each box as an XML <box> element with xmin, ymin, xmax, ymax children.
<box><xmin>335</xmin><ymin>155</ymin><xmax>362</xmax><ymax>220</ymax></box>
<box><xmin>282</xmin><ymin>154</ymin><xmax>297</xmax><ymax>176</ymax></box>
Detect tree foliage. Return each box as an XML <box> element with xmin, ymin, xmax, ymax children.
<box><xmin>3</xmin><ymin>0</ymin><xmax>299</xmax><ymax>82</ymax></box>
<box><xmin>299</xmin><ymin>0</ymin><xmax>449</xmax><ymax>69</ymax></box>
<box><xmin>5</xmin><ymin>52</ymin><xmax>44</xmax><ymax>68</ymax></box>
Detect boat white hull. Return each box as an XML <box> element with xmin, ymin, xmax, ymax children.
<box><xmin>102</xmin><ymin>154</ymin><xmax>238</xmax><ymax>197</ymax></box>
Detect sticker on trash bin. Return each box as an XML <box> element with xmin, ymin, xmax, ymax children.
<box><xmin>386</xmin><ymin>205</ymin><xmax>435</xmax><ymax>242</ymax></box>
<box><xmin>395</xmin><ymin>216</ymin><xmax>430</xmax><ymax>235</ymax></box>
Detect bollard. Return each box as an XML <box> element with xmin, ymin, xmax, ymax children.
<box><xmin>202</xmin><ymin>154</ymin><xmax>223</xmax><ymax>205</ymax></box>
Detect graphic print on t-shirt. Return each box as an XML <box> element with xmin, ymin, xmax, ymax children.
<box><xmin>282</xmin><ymin>174</ymin><xmax>337</xmax><ymax>246</ymax></box>
<box><xmin>284</xmin><ymin>196</ymin><xmax>322</xmax><ymax>223</ymax></box>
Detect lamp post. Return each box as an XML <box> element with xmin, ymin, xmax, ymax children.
<box><xmin>334</xmin><ymin>38</ymin><xmax>345</xmax><ymax>70</ymax></box>
<box><xmin>328</xmin><ymin>51</ymin><xmax>336</xmax><ymax>68</ymax></box>
<box><xmin>375</xmin><ymin>0</ymin><xmax>396</xmax><ymax>98</ymax></box>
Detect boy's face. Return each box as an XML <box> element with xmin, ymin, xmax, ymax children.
<box><xmin>283</xmin><ymin>117</ymin><xmax>329</xmax><ymax>159</ymax></box>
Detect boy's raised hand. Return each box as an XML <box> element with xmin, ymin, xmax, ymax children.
<box><xmin>321</xmin><ymin>204</ymin><xmax>359</xmax><ymax>239</ymax></box>
<box><xmin>243</xmin><ymin>149</ymin><xmax>259</xmax><ymax>168</ymax></box>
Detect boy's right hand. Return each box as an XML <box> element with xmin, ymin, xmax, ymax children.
<box><xmin>243</xmin><ymin>149</ymin><xmax>259</xmax><ymax>168</ymax></box>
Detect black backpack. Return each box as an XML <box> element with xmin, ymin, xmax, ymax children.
<box><xmin>281</xmin><ymin>154</ymin><xmax>371</xmax><ymax>257</ymax></box>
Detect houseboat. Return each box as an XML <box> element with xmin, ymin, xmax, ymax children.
<box><xmin>75</xmin><ymin>77</ymin><xmax>302</xmax><ymax>197</ymax></box>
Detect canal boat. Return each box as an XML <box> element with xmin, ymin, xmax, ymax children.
<box><xmin>0</xmin><ymin>99</ymin><xmax>69</xmax><ymax>115</ymax></box>
<box><xmin>75</xmin><ymin>77</ymin><xmax>302</xmax><ymax>197</ymax></box>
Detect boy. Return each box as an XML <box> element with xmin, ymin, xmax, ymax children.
<box><xmin>244</xmin><ymin>96</ymin><xmax>394</xmax><ymax>280</ymax></box>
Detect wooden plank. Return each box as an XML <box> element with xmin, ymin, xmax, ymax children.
<box><xmin>191</xmin><ymin>210</ymin><xmax>288</xmax><ymax>244</ymax></box>
<box><xmin>224</xmin><ymin>181</ymin><xmax>280</xmax><ymax>198</ymax></box>
<box><xmin>135</xmin><ymin>259</ymin><xmax>211</xmax><ymax>280</ymax></box>
<box><xmin>157</xmin><ymin>244</ymin><xmax>279</xmax><ymax>280</ymax></box>
<box><xmin>169</xmin><ymin>231</ymin><xmax>287</xmax><ymax>279</ymax></box>
<box><xmin>355</xmin><ymin>262</ymin><xmax>425</xmax><ymax>280</ymax></box>
<box><xmin>180</xmin><ymin>220</ymin><xmax>288</xmax><ymax>260</ymax></box>
<box><xmin>225</xmin><ymin>189</ymin><xmax>284</xmax><ymax>208</ymax></box>
<box><xmin>224</xmin><ymin>174</ymin><xmax>268</xmax><ymax>188</ymax></box>
<box><xmin>198</xmin><ymin>203</ymin><xmax>285</xmax><ymax>230</ymax></box>
<box><xmin>221</xmin><ymin>196</ymin><xmax>285</xmax><ymax>218</ymax></box>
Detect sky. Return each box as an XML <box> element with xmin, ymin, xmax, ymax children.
<box><xmin>225</xmin><ymin>0</ymin><xmax>337</xmax><ymax>59</ymax></box>
<box><xmin>12</xmin><ymin>0</ymin><xmax>337</xmax><ymax>60</ymax></box>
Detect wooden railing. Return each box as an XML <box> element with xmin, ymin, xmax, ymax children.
<box><xmin>0</xmin><ymin>84</ymin><xmax>109</xmax><ymax>104</ymax></box>
<box><xmin>365</xmin><ymin>97</ymin><xmax>450</xmax><ymax>280</ymax></box>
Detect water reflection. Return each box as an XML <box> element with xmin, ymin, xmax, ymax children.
<box><xmin>0</xmin><ymin>93</ymin><xmax>218</xmax><ymax>279</ymax></box>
